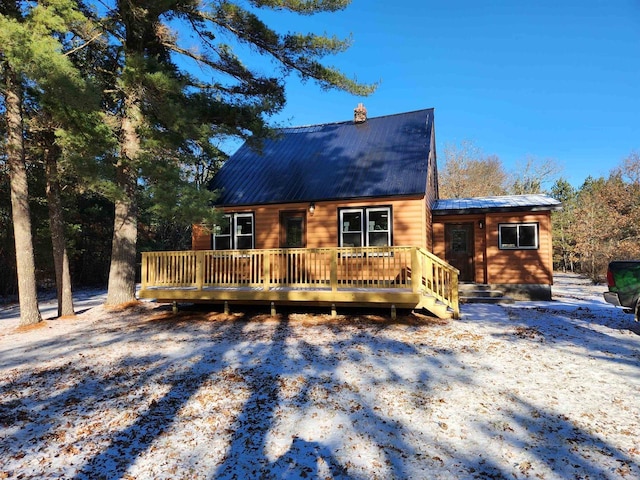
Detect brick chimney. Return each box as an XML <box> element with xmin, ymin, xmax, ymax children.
<box><xmin>354</xmin><ymin>103</ymin><xmax>367</xmax><ymax>123</ymax></box>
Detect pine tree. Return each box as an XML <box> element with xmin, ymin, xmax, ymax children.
<box><xmin>82</xmin><ymin>0</ymin><xmax>376</xmax><ymax>305</ymax></box>
<box><xmin>1</xmin><ymin>63</ymin><xmax>42</xmax><ymax>326</ymax></box>
<box><xmin>1</xmin><ymin>0</ymin><xmax>100</xmax><ymax>323</ymax></box>
<box><xmin>550</xmin><ymin>178</ymin><xmax>576</xmax><ymax>272</ymax></box>
<box><xmin>1</xmin><ymin>2</ymin><xmax>43</xmax><ymax>326</ymax></box>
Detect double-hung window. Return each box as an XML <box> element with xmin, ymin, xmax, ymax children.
<box><xmin>339</xmin><ymin>207</ymin><xmax>392</xmax><ymax>247</ymax></box>
<box><xmin>213</xmin><ymin>213</ymin><xmax>254</xmax><ymax>250</ymax></box>
<box><xmin>498</xmin><ymin>223</ymin><xmax>539</xmax><ymax>250</ymax></box>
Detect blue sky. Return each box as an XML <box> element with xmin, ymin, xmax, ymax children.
<box><xmin>243</xmin><ymin>0</ymin><xmax>640</xmax><ymax>188</ymax></box>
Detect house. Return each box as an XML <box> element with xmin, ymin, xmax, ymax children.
<box><xmin>432</xmin><ymin>194</ymin><xmax>561</xmax><ymax>300</ymax></box>
<box><xmin>139</xmin><ymin>106</ymin><xmax>561</xmax><ymax>317</ymax></box>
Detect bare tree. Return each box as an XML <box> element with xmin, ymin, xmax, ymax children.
<box><xmin>439</xmin><ymin>140</ymin><xmax>508</xmax><ymax>198</ymax></box>
<box><xmin>509</xmin><ymin>155</ymin><xmax>561</xmax><ymax>195</ymax></box>
<box><xmin>614</xmin><ymin>150</ymin><xmax>640</xmax><ymax>185</ymax></box>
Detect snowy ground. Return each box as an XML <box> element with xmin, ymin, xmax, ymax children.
<box><xmin>1</xmin><ymin>273</ymin><xmax>639</xmax><ymax>479</ymax></box>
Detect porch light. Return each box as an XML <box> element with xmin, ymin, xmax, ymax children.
<box><xmin>479</xmin><ymin>220</ymin><xmax>484</xmax><ymax>229</ymax></box>
<box><xmin>309</xmin><ymin>202</ymin><xmax>315</xmax><ymax>215</ymax></box>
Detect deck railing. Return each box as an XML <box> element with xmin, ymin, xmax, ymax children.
<box><xmin>141</xmin><ymin>246</ymin><xmax>459</xmax><ymax>316</ymax></box>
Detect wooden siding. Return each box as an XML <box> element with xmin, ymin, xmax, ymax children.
<box><xmin>425</xmin><ymin>201</ymin><xmax>434</xmax><ymax>252</ymax></box>
<box><xmin>433</xmin><ymin>211</ymin><xmax>553</xmax><ymax>285</ymax></box>
<box><xmin>426</xmin><ymin>126</ymin><xmax>439</xmax><ymax>206</ymax></box>
<box><xmin>193</xmin><ymin>196</ymin><xmax>429</xmax><ymax>251</ymax></box>
<box><xmin>192</xmin><ymin>224</ymin><xmax>212</xmax><ymax>250</ymax></box>
<box><xmin>423</xmin><ymin>127</ymin><xmax>438</xmax><ymax>252</ymax></box>
<box><xmin>485</xmin><ymin>212</ymin><xmax>553</xmax><ymax>285</ymax></box>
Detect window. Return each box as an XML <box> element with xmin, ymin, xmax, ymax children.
<box><xmin>339</xmin><ymin>207</ymin><xmax>392</xmax><ymax>247</ymax></box>
<box><xmin>451</xmin><ymin>229</ymin><xmax>468</xmax><ymax>253</ymax></box>
<box><xmin>213</xmin><ymin>213</ymin><xmax>254</xmax><ymax>250</ymax></box>
<box><xmin>213</xmin><ymin>215</ymin><xmax>232</xmax><ymax>250</ymax></box>
<box><xmin>499</xmin><ymin>223</ymin><xmax>539</xmax><ymax>250</ymax></box>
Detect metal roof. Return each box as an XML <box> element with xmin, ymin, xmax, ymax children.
<box><xmin>209</xmin><ymin>109</ymin><xmax>434</xmax><ymax>206</ymax></box>
<box><xmin>433</xmin><ymin>194</ymin><xmax>562</xmax><ymax>215</ymax></box>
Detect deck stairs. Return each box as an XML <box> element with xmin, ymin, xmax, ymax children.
<box><xmin>417</xmin><ymin>292</ymin><xmax>455</xmax><ymax>319</ymax></box>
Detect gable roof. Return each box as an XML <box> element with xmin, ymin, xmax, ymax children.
<box><xmin>210</xmin><ymin>108</ymin><xmax>435</xmax><ymax>206</ymax></box>
<box><xmin>433</xmin><ymin>194</ymin><xmax>562</xmax><ymax>215</ymax></box>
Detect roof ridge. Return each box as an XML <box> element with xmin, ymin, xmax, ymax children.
<box><xmin>279</xmin><ymin>107</ymin><xmax>434</xmax><ymax>131</ymax></box>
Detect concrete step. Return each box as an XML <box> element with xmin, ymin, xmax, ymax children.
<box><xmin>460</xmin><ymin>296</ymin><xmax>514</xmax><ymax>304</ymax></box>
<box><xmin>459</xmin><ymin>284</ymin><xmax>514</xmax><ymax>304</ymax></box>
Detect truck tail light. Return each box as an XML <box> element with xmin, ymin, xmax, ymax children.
<box><xmin>606</xmin><ymin>268</ymin><xmax>615</xmax><ymax>287</ymax></box>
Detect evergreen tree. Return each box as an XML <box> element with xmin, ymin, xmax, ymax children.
<box><xmin>1</xmin><ymin>1</ymin><xmax>43</xmax><ymax>326</ymax></box>
<box><xmin>550</xmin><ymin>178</ymin><xmax>576</xmax><ymax>272</ymax></box>
<box><xmin>80</xmin><ymin>0</ymin><xmax>375</xmax><ymax>305</ymax></box>
<box><xmin>1</xmin><ymin>0</ymin><xmax>98</xmax><ymax>323</ymax></box>
<box><xmin>1</xmin><ymin>0</ymin><xmax>103</xmax><ymax>323</ymax></box>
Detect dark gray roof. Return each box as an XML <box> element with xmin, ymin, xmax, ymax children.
<box><xmin>210</xmin><ymin>109</ymin><xmax>434</xmax><ymax>206</ymax></box>
<box><xmin>433</xmin><ymin>194</ymin><xmax>562</xmax><ymax>215</ymax></box>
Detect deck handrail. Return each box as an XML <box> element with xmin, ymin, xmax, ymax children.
<box><xmin>416</xmin><ymin>248</ymin><xmax>460</xmax><ymax>319</ymax></box>
<box><xmin>141</xmin><ymin>246</ymin><xmax>459</xmax><ymax>317</ymax></box>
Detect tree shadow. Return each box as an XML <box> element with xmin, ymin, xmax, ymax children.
<box><xmin>478</xmin><ymin>396</ymin><xmax>638</xmax><ymax>479</ymax></box>
<box><xmin>498</xmin><ymin>303</ymin><xmax>640</xmax><ymax>369</ymax></box>
<box><xmin>1</xmin><ymin>305</ymin><xmax>638</xmax><ymax>479</ymax></box>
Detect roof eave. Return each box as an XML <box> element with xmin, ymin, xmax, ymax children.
<box><xmin>214</xmin><ymin>192</ymin><xmax>428</xmax><ymax>209</ymax></box>
<box><xmin>432</xmin><ymin>204</ymin><xmax>563</xmax><ymax>216</ymax></box>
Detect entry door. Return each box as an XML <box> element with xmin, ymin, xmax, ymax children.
<box><xmin>280</xmin><ymin>211</ymin><xmax>306</xmax><ymax>282</ymax></box>
<box><xmin>445</xmin><ymin>223</ymin><xmax>474</xmax><ymax>282</ymax></box>
<box><xmin>280</xmin><ymin>211</ymin><xmax>306</xmax><ymax>248</ymax></box>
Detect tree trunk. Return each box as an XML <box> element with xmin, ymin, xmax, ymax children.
<box><xmin>3</xmin><ymin>65</ymin><xmax>42</xmax><ymax>326</ymax></box>
<box><xmin>105</xmin><ymin>90</ymin><xmax>140</xmax><ymax>306</ymax></box>
<box><xmin>44</xmin><ymin>136</ymin><xmax>75</xmax><ymax>317</ymax></box>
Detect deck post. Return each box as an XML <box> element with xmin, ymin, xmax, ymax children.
<box><xmin>331</xmin><ymin>303</ymin><xmax>337</xmax><ymax>318</ymax></box>
<box><xmin>391</xmin><ymin>304</ymin><xmax>396</xmax><ymax>320</ymax></box>
<box><xmin>451</xmin><ymin>271</ymin><xmax>460</xmax><ymax>319</ymax></box>
<box><xmin>224</xmin><ymin>301</ymin><xmax>229</xmax><ymax>315</ymax></box>
<box><xmin>411</xmin><ymin>248</ymin><xmax>423</xmax><ymax>294</ymax></box>
<box><xmin>330</xmin><ymin>250</ymin><xmax>338</xmax><ymax>292</ymax></box>
<box><xmin>270</xmin><ymin>302</ymin><xmax>276</xmax><ymax>317</ymax></box>
<box><xmin>141</xmin><ymin>253</ymin><xmax>148</xmax><ymax>290</ymax></box>
<box><xmin>195</xmin><ymin>251</ymin><xmax>204</xmax><ymax>290</ymax></box>
<box><xmin>263</xmin><ymin>253</ymin><xmax>271</xmax><ymax>291</ymax></box>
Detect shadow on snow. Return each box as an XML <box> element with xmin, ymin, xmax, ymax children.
<box><xmin>0</xmin><ymin>301</ymin><xmax>638</xmax><ymax>479</ymax></box>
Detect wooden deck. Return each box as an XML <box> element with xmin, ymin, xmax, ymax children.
<box><xmin>139</xmin><ymin>246</ymin><xmax>459</xmax><ymax>318</ymax></box>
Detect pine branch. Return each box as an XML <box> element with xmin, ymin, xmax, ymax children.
<box><xmin>64</xmin><ymin>31</ymin><xmax>104</xmax><ymax>57</ymax></box>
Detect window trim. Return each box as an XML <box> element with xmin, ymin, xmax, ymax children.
<box><xmin>213</xmin><ymin>212</ymin><xmax>255</xmax><ymax>250</ymax></box>
<box><xmin>338</xmin><ymin>206</ymin><xmax>393</xmax><ymax>248</ymax></box>
<box><xmin>498</xmin><ymin>223</ymin><xmax>539</xmax><ymax>250</ymax></box>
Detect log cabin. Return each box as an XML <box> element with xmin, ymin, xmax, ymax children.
<box><xmin>139</xmin><ymin>106</ymin><xmax>561</xmax><ymax>318</ymax></box>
